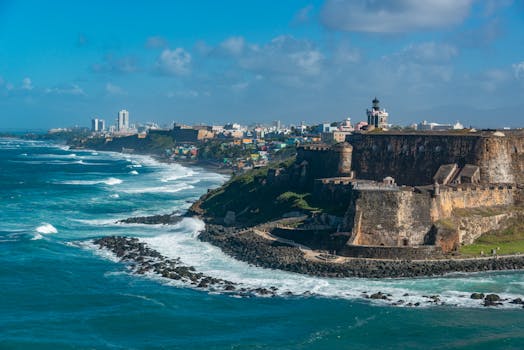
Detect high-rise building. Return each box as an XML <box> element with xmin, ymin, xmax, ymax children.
<box><xmin>97</xmin><ymin>119</ymin><xmax>105</xmax><ymax>132</ymax></box>
<box><xmin>91</xmin><ymin>118</ymin><xmax>106</xmax><ymax>132</ymax></box>
<box><xmin>91</xmin><ymin>118</ymin><xmax>99</xmax><ymax>132</ymax></box>
<box><xmin>117</xmin><ymin>109</ymin><xmax>129</xmax><ymax>131</ymax></box>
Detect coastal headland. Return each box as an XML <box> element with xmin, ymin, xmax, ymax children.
<box><xmin>72</xmin><ymin>129</ymin><xmax>524</xmax><ymax>281</ymax></box>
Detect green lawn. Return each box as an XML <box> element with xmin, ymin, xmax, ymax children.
<box><xmin>460</xmin><ymin>216</ymin><xmax>524</xmax><ymax>256</ymax></box>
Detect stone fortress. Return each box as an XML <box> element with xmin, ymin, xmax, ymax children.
<box><xmin>270</xmin><ymin>129</ymin><xmax>524</xmax><ymax>258</ymax></box>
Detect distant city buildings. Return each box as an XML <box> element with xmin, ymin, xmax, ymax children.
<box><xmin>91</xmin><ymin>118</ymin><xmax>105</xmax><ymax>132</ymax></box>
<box><xmin>417</xmin><ymin>120</ymin><xmax>464</xmax><ymax>131</ymax></box>
<box><xmin>366</xmin><ymin>97</ymin><xmax>389</xmax><ymax>129</ymax></box>
<box><xmin>117</xmin><ymin>109</ymin><xmax>130</xmax><ymax>132</ymax></box>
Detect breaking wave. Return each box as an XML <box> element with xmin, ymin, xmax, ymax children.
<box><xmin>134</xmin><ymin>218</ymin><xmax>524</xmax><ymax>309</ymax></box>
<box><xmin>60</xmin><ymin>177</ymin><xmax>123</xmax><ymax>186</ymax></box>
<box><xmin>35</xmin><ymin>223</ymin><xmax>58</xmax><ymax>234</ymax></box>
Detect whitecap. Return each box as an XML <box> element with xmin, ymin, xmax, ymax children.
<box><xmin>129</xmin><ymin>170</ymin><xmax>139</xmax><ymax>175</ymax></box>
<box><xmin>109</xmin><ymin>193</ymin><xmax>120</xmax><ymax>199</ymax></box>
<box><xmin>35</xmin><ymin>223</ymin><xmax>58</xmax><ymax>234</ymax></box>
<box><xmin>60</xmin><ymin>177</ymin><xmax>123</xmax><ymax>186</ymax></box>
<box><xmin>120</xmin><ymin>184</ymin><xmax>194</xmax><ymax>194</ymax></box>
<box><xmin>71</xmin><ymin>218</ymin><xmax>119</xmax><ymax>226</ymax></box>
<box><xmin>31</xmin><ymin>233</ymin><xmax>44</xmax><ymax>240</ymax></box>
<box><xmin>137</xmin><ymin>218</ymin><xmax>524</xmax><ymax>309</ymax></box>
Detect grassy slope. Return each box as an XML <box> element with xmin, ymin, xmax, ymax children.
<box><xmin>460</xmin><ymin>214</ymin><xmax>524</xmax><ymax>256</ymax></box>
<box><xmin>197</xmin><ymin>157</ymin><xmax>324</xmax><ymax>225</ymax></box>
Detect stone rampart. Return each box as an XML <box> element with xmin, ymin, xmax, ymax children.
<box><xmin>345</xmin><ymin>132</ymin><xmax>524</xmax><ymax>185</ymax></box>
<box><xmin>338</xmin><ymin>244</ymin><xmax>442</xmax><ymax>260</ymax></box>
<box><xmin>313</xmin><ymin>177</ymin><xmax>354</xmax><ymax>204</ymax></box>
<box><xmin>342</xmin><ymin>184</ymin><xmax>518</xmax><ymax>251</ymax></box>
<box><xmin>432</xmin><ymin>184</ymin><xmax>515</xmax><ymax>220</ymax></box>
<box><xmin>270</xmin><ymin>227</ymin><xmax>346</xmax><ymax>251</ymax></box>
<box><xmin>346</xmin><ymin>189</ymin><xmax>433</xmax><ymax>247</ymax></box>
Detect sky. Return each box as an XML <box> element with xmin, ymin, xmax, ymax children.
<box><xmin>1</xmin><ymin>0</ymin><xmax>524</xmax><ymax>129</ymax></box>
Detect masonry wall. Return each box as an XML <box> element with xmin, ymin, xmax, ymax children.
<box><xmin>346</xmin><ymin>189</ymin><xmax>433</xmax><ymax>247</ymax></box>
<box><xmin>343</xmin><ymin>185</ymin><xmax>517</xmax><ymax>250</ymax></box>
<box><xmin>313</xmin><ymin>178</ymin><xmax>353</xmax><ymax>204</ymax></box>
<box><xmin>295</xmin><ymin>145</ymin><xmax>352</xmax><ymax>188</ymax></box>
<box><xmin>477</xmin><ymin>134</ymin><xmax>524</xmax><ymax>184</ymax></box>
<box><xmin>432</xmin><ymin>185</ymin><xmax>515</xmax><ymax>220</ymax></box>
<box><xmin>345</xmin><ymin>132</ymin><xmax>524</xmax><ymax>186</ymax></box>
<box><xmin>338</xmin><ymin>244</ymin><xmax>442</xmax><ymax>260</ymax></box>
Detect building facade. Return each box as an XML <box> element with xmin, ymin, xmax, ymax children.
<box><xmin>366</xmin><ymin>97</ymin><xmax>389</xmax><ymax>129</ymax></box>
<box><xmin>117</xmin><ymin>109</ymin><xmax>129</xmax><ymax>131</ymax></box>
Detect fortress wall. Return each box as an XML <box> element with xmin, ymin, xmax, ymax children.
<box><xmin>345</xmin><ymin>132</ymin><xmax>524</xmax><ymax>185</ymax></box>
<box><xmin>313</xmin><ymin>178</ymin><xmax>353</xmax><ymax>204</ymax></box>
<box><xmin>296</xmin><ymin>145</ymin><xmax>352</xmax><ymax>188</ymax></box>
<box><xmin>343</xmin><ymin>185</ymin><xmax>516</xmax><ymax>249</ymax></box>
<box><xmin>433</xmin><ymin>186</ymin><xmax>515</xmax><ymax>220</ymax></box>
<box><xmin>478</xmin><ymin>135</ymin><xmax>524</xmax><ymax>184</ymax></box>
<box><xmin>338</xmin><ymin>244</ymin><xmax>441</xmax><ymax>260</ymax></box>
<box><xmin>348</xmin><ymin>190</ymin><xmax>433</xmax><ymax>247</ymax></box>
<box><xmin>346</xmin><ymin>133</ymin><xmax>483</xmax><ymax>185</ymax></box>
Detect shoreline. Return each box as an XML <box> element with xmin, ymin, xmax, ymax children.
<box><xmin>197</xmin><ymin>224</ymin><xmax>524</xmax><ymax>279</ymax></box>
<box><xmin>68</xmin><ymin>143</ymin><xmax>524</xmax><ymax>279</ymax></box>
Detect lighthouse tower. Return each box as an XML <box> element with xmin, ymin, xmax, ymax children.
<box><xmin>366</xmin><ymin>97</ymin><xmax>389</xmax><ymax>129</ymax></box>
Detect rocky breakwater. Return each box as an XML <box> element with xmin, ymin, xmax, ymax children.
<box><xmin>117</xmin><ymin>213</ymin><xmax>184</xmax><ymax>225</ymax></box>
<box><xmin>198</xmin><ymin>225</ymin><xmax>524</xmax><ymax>279</ymax></box>
<box><xmin>93</xmin><ymin>236</ymin><xmax>277</xmax><ymax>297</ymax></box>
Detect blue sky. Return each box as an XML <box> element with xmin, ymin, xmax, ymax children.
<box><xmin>1</xmin><ymin>0</ymin><xmax>524</xmax><ymax>129</ymax></box>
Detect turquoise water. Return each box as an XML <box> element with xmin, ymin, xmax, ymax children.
<box><xmin>1</xmin><ymin>138</ymin><xmax>524</xmax><ymax>349</ymax></box>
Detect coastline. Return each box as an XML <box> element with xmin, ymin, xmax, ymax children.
<box><xmin>68</xmin><ymin>143</ymin><xmax>524</xmax><ymax>280</ymax></box>
<box><xmin>197</xmin><ymin>224</ymin><xmax>524</xmax><ymax>279</ymax></box>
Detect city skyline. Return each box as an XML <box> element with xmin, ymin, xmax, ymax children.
<box><xmin>1</xmin><ymin>1</ymin><xmax>524</xmax><ymax>129</ymax></box>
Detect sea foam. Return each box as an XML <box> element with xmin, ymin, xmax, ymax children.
<box><xmin>137</xmin><ymin>218</ymin><xmax>524</xmax><ymax>309</ymax></box>
<box><xmin>35</xmin><ymin>223</ymin><xmax>58</xmax><ymax>234</ymax></box>
<box><xmin>60</xmin><ymin>177</ymin><xmax>123</xmax><ymax>186</ymax></box>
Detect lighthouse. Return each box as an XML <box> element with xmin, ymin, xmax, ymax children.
<box><xmin>366</xmin><ymin>97</ymin><xmax>389</xmax><ymax>129</ymax></box>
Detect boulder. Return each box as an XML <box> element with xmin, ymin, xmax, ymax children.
<box><xmin>470</xmin><ymin>293</ymin><xmax>485</xmax><ymax>300</ymax></box>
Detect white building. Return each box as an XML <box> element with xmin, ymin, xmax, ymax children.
<box><xmin>117</xmin><ymin>109</ymin><xmax>129</xmax><ymax>131</ymax></box>
<box><xmin>338</xmin><ymin>117</ymin><xmax>354</xmax><ymax>132</ymax></box>
<box><xmin>417</xmin><ymin>120</ymin><xmax>464</xmax><ymax>131</ymax></box>
<box><xmin>91</xmin><ymin>118</ymin><xmax>99</xmax><ymax>132</ymax></box>
<box><xmin>366</xmin><ymin>97</ymin><xmax>389</xmax><ymax>129</ymax></box>
<box><xmin>91</xmin><ymin>118</ymin><xmax>106</xmax><ymax>132</ymax></box>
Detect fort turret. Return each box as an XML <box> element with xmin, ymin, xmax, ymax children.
<box><xmin>332</xmin><ymin>142</ymin><xmax>353</xmax><ymax>177</ymax></box>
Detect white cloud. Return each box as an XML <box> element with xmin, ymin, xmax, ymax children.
<box><xmin>333</xmin><ymin>43</ymin><xmax>361</xmax><ymax>64</ymax></box>
<box><xmin>395</xmin><ymin>42</ymin><xmax>458</xmax><ymax>63</ymax></box>
<box><xmin>293</xmin><ymin>5</ymin><xmax>314</xmax><ymax>24</ymax></box>
<box><xmin>480</xmin><ymin>69</ymin><xmax>511</xmax><ymax>91</ymax></box>
<box><xmin>512</xmin><ymin>62</ymin><xmax>524</xmax><ymax>79</ymax></box>
<box><xmin>105</xmin><ymin>83</ymin><xmax>126</xmax><ymax>95</ymax></box>
<box><xmin>45</xmin><ymin>84</ymin><xmax>86</xmax><ymax>96</ymax></box>
<box><xmin>220</xmin><ymin>36</ymin><xmax>245</xmax><ymax>56</ymax></box>
<box><xmin>239</xmin><ymin>35</ymin><xmax>324</xmax><ymax>77</ymax></box>
<box><xmin>21</xmin><ymin>77</ymin><xmax>33</xmax><ymax>90</ymax></box>
<box><xmin>156</xmin><ymin>48</ymin><xmax>191</xmax><ymax>75</ymax></box>
<box><xmin>321</xmin><ymin>0</ymin><xmax>474</xmax><ymax>33</ymax></box>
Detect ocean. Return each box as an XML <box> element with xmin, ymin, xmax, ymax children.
<box><xmin>1</xmin><ymin>137</ymin><xmax>523</xmax><ymax>349</ymax></box>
